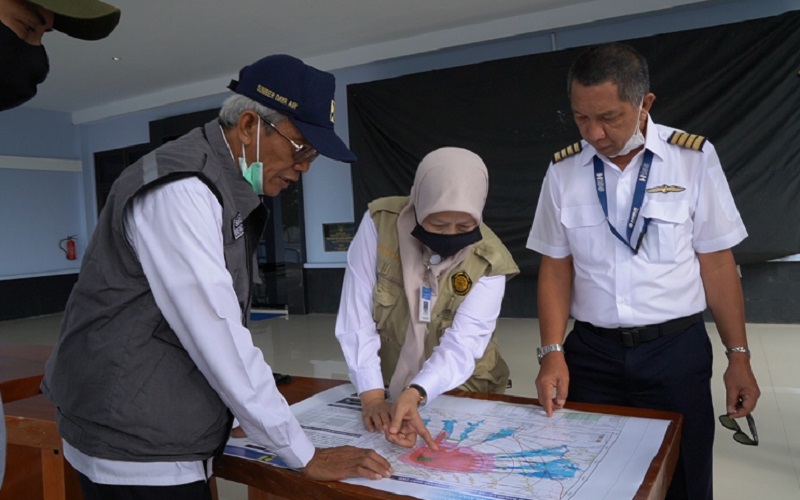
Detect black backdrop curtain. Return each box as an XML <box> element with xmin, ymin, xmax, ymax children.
<box><xmin>347</xmin><ymin>10</ymin><xmax>800</xmax><ymax>317</ymax></box>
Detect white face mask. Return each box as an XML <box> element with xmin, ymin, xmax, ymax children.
<box><xmin>610</xmin><ymin>101</ymin><xmax>645</xmax><ymax>158</ymax></box>
<box><xmin>239</xmin><ymin>119</ymin><xmax>265</xmax><ymax>195</ymax></box>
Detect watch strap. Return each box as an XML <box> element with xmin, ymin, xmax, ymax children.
<box><xmin>537</xmin><ymin>343</ymin><xmax>564</xmax><ymax>364</ymax></box>
<box><xmin>725</xmin><ymin>346</ymin><xmax>751</xmax><ymax>357</ymax></box>
<box><xmin>404</xmin><ymin>384</ymin><xmax>428</xmax><ymax>407</ymax></box>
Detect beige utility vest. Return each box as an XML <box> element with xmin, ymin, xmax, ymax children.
<box><xmin>369</xmin><ymin>196</ymin><xmax>519</xmax><ymax>393</ymax></box>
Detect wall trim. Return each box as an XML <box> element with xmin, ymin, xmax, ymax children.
<box><xmin>0</xmin><ymin>155</ymin><xmax>81</xmax><ymax>172</ymax></box>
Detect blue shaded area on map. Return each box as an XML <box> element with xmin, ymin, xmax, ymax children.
<box><xmin>459</xmin><ymin>420</ymin><xmax>485</xmax><ymax>441</ymax></box>
<box><xmin>485</xmin><ymin>428</ymin><xmax>515</xmax><ymax>442</ymax></box>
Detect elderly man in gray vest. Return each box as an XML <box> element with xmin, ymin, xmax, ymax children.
<box><xmin>42</xmin><ymin>54</ymin><xmax>391</xmax><ymax>500</ymax></box>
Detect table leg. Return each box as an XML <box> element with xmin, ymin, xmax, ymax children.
<box><xmin>40</xmin><ymin>448</ymin><xmax>66</xmax><ymax>500</ymax></box>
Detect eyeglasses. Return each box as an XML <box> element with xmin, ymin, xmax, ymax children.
<box><xmin>718</xmin><ymin>413</ymin><xmax>759</xmax><ymax>446</ymax></box>
<box><xmin>260</xmin><ymin>117</ymin><xmax>319</xmax><ymax>164</ymax></box>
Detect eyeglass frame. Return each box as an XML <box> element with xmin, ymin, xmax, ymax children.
<box><xmin>718</xmin><ymin>413</ymin><xmax>759</xmax><ymax>446</ymax></box>
<box><xmin>258</xmin><ymin>116</ymin><xmax>319</xmax><ymax>164</ymax></box>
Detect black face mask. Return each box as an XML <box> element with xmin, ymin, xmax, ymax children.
<box><xmin>0</xmin><ymin>22</ymin><xmax>50</xmax><ymax>112</ymax></box>
<box><xmin>411</xmin><ymin>224</ymin><xmax>482</xmax><ymax>259</ymax></box>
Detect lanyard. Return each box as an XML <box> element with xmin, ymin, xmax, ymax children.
<box><xmin>593</xmin><ymin>150</ymin><xmax>654</xmax><ymax>254</ymax></box>
<box><xmin>419</xmin><ymin>258</ymin><xmax>435</xmax><ymax>323</ymax></box>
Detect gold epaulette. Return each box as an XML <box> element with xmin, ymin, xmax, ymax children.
<box><xmin>668</xmin><ymin>131</ymin><xmax>706</xmax><ymax>151</ymax></box>
<box><xmin>552</xmin><ymin>142</ymin><xmax>582</xmax><ymax>163</ymax></box>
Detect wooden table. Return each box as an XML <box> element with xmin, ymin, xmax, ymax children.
<box><xmin>0</xmin><ymin>344</ymin><xmax>76</xmax><ymax>500</ymax></box>
<box><xmin>3</xmin><ymin>371</ymin><xmax>681</xmax><ymax>500</ymax></box>
<box><xmin>213</xmin><ymin>377</ymin><xmax>683</xmax><ymax>500</ymax></box>
<box><xmin>2</xmin><ymin>394</ymin><xmax>81</xmax><ymax>500</ymax></box>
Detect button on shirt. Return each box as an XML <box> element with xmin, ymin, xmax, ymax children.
<box><xmin>65</xmin><ymin>176</ymin><xmax>315</xmax><ymax>485</ymax></box>
<box><xmin>335</xmin><ymin>211</ymin><xmax>506</xmax><ymax>403</ymax></box>
<box><xmin>527</xmin><ymin>115</ymin><xmax>747</xmax><ymax>328</ymax></box>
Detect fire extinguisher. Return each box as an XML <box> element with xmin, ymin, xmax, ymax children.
<box><xmin>59</xmin><ymin>236</ymin><xmax>77</xmax><ymax>260</ymax></box>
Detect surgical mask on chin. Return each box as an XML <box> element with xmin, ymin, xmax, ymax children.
<box><xmin>610</xmin><ymin>102</ymin><xmax>645</xmax><ymax>158</ymax></box>
<box><xmin>239</xmin><ymin>119</ymin><xmax>265</xmax><ymax>195</ymax></box>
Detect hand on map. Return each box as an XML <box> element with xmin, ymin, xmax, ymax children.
<box><xmin>360</xmin><ymin>388</ymin><xmax>393</xmax><ymax>432</ymax></box>
<box><xmin>385</xmin><ymin>390</ymin><xmax>439</xmax><ymax>450</ymax></box>
<box><xmin>535</xmin><ymin>352</ymin><xmax>569</xmax><ymax>417</ymax></box>
<box><xmin>300</xmin><ymin>445</ymin><xmax>393</xmax><ymax>481</ymax></box>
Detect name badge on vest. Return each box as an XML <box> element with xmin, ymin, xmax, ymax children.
<box><xmin>419</xmin><ymin>283</ymin><xmax>432</xmax><ymax>323</ymax></box>
<box><xmin>232</xmin><ymin>212</ymin><xmax>244</xmax><ymax>240</ymax></box>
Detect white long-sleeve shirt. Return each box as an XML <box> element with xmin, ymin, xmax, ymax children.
<box><xmin>335</xmin><ymin>211</ymin><xmax>506</xmax><ymax>403</ymax></box>
<box><xmin>65</xmin><ymin>176</ymin><xmax>314</xmax><ymax>485</ymax></box>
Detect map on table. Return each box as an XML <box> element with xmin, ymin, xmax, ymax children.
<box><xmin>224</xmin><ymin>384</ymin><xmax>670</xmax><ymax>500</ymax></box>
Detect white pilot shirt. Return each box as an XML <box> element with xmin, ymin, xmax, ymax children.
<box><xmin>64</xmin><ymin>176</ymin><xmax>315</xmax><ymax>485</ymax></box>
<box><xmin>527</xmin><ymin>115</ymin><xmax>747</xmax><ymax>328</ymax></box>
<box><xmin>335</xmin><ymin>211</ymin><xmax>507</xmax><ymax>403</ymax></box>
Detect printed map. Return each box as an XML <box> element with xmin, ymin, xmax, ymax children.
<box><xmin>225</xmin><ymin>384</ymin><xmax>670</xmax><ymax>500</ymax></box>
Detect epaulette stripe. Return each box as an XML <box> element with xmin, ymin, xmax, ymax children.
<box><xmin>689</xmin><ymin>135</ymin><xmax>706</xmax><ymax>151</ymax></box>
<box><xmin>668</xmin><ymin>132</ymin><xmax>677</xmax><ymax>145</ymax></box>
<box><xmin>552</xmin><ymin>142</ymin><xmax>582</xmax><ymax>163</ymax></box>
<box><xmin>668</xmin><ymin>131</ymin><xmax>706</xmax><ymax>151</ymax></box>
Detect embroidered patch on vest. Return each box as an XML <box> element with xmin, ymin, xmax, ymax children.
<box><xmin>232</xmin><ymin>212</ymin><xmax>244</xmax><ymax>240</ymax></box>
<box><xmin>553</xmin><ymin>142</ymin><xmax>582</xmax><ymax>163</ymax></box>
<box><xmin>668</xmin><ymin>131</ymin><xmax>706</xmax><ymax>151</ymax></box>
<box><xmin>451</xmin><ymin>272</ymin><xmax>473</xmax><ymax>296</ymax></box>
<box><xmin>647</xmin><ymin>184</ymin><xmax>686</xmax><ymax>194</ymax></box>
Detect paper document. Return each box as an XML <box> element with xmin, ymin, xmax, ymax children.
<box><xmin>224</xmin><ymin>384</ymin><xmax>670</xmax><ymax>499</ymax></box>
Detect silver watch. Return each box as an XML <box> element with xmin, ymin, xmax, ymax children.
<box><xmin>537</xmin><ymin>343</ymin><xmax>564</xmax><ymax>364</ymax></box>
<box><xmin>725</xmin><ymin>346</ymin><xmax>751</xmax><ymax>357</ymax></box>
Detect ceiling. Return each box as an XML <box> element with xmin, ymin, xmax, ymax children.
<box><xmin>27</xmin><ymin>0</ymin><xmax>710</xmax><ymax>122</ymax></box>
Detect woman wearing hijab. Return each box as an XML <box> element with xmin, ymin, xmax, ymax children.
<box><xmin>335</xmin><ymin>147</ymin><xmax>519</xmax><ymax>449</ymax></box>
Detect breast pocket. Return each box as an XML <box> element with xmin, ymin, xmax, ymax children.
<box><xmin>640</xmin><ymin>201</ymin><xmax>690</xmax><ymax>264</ymax></box>
<box><xmin>560</xmin><ymin>205</ymin><xmax>610</xmax><ymax>264</ymax></box>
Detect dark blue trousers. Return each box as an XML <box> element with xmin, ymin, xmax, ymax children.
<box><xmin>564</xmin><ymin>319</ymin><xmax>714</xmax><ymax>500</ymax></box>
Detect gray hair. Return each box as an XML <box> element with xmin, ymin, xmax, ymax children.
<box><xmin>567</xmin><ymin>43</ymin><xmax>649</xmax><ymax>106</ymax></box>
<box><xmin>218</xmin><ymin>94</ymin><xmax>287</xmax><ymax>128</ymax></box>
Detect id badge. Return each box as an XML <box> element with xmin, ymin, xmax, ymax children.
<box><xmin>419</xmin><ymin>284</ymin><xmax>432</xmax><ymax>323</ymax></box>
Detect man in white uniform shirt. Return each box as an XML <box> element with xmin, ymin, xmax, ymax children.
<box><xmin>527</xmin><ymin>43</ymin><xmax>760</xmax><ymax>500</ymax></box>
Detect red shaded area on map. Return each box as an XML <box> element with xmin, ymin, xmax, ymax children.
<box><xmin>399</xmin><ymin>431</ymin><xmax>495</xmax><ymax>473</ymax></box>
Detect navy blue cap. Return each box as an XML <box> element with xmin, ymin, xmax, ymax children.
<box><xmin>228</xmin><ymin>54</ymin><xmax>356</xmax><ymax>163</ymax></box>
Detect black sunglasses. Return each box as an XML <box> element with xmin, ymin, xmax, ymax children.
<box><xmin>718</xmin><ymin>413</ymin><xmax>759</xmax><ymax>446</ymax></box>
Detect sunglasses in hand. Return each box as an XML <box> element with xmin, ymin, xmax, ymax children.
<box><xmin>718</xmin><ymin>413</ymin><xmax>759</xmax><ymax>446</ymax></box>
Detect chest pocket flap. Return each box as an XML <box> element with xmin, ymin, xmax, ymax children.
<box><xmin>640</xmin><ymin>200</ymin><xmax>690</xmax><ymax>223</ymax></box>
<box><xmin>560</xmin><ymin>204</ymin><xmax>606</xmax><ymax>228</ymax></box>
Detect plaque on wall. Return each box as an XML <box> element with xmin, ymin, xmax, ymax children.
<box><xmin>323</xmin><ymin>223</ymin><xmax>355</xmax><ymax>252</ymax></box>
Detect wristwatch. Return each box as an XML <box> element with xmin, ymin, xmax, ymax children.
<box><xmin>403</xmin><ymin>384</ymin><xmax>428</xmax><ymax>407</ymax></box>
<box><xmin>537</xmin><ymin>343</ymin><xmax>564</xmax><ymax>364</ymax></box>
<box><xmin>725</xmin><ymin>346</ymin><xmax>751</xmax><ymax>357</ymax></box>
